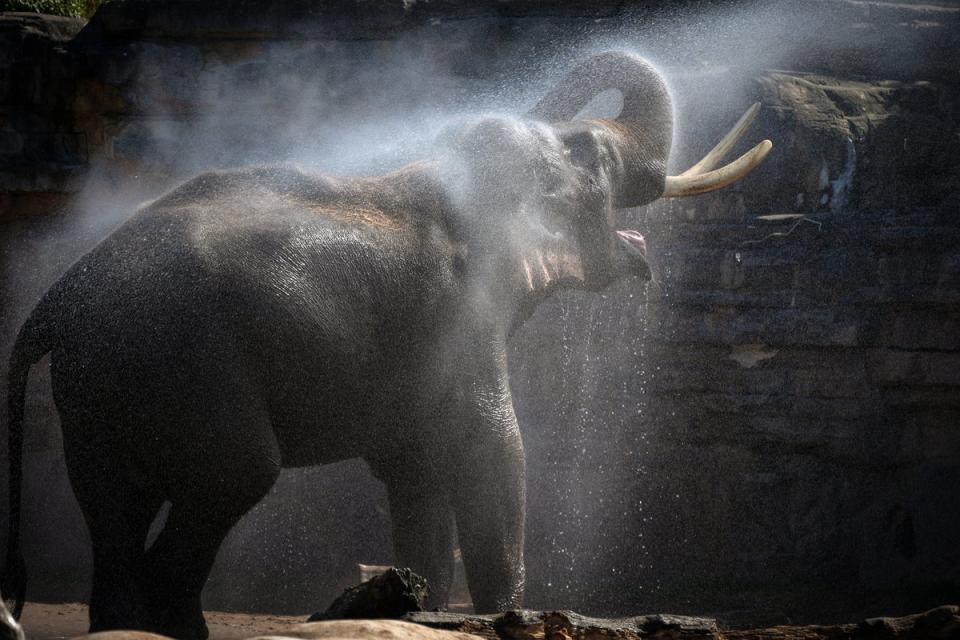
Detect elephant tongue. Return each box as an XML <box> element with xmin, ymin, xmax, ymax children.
<box><xmin>616</xmin><ymin>229</ymin><xmax>647</xmax><ymax>257</ymax></box>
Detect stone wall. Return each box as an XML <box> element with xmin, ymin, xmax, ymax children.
<box><xmin>0</xmin><ymin>12</ymin><xmax>84</xmax><ymax>217</ymax></box>
<box><xmin>1</xmin><ymin>0</ymin><xmax>958</xmax><ymax>625</ymax></box>
<box><xmin>512</xmin><ymin>57</ymin><xmax>960</xmax><ymax>621</ymax></box>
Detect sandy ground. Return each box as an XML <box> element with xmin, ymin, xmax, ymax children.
<box><xmin>20</xmin><ymin>602</ymin><xmax>307</xmax><ymax>640</ymax></box>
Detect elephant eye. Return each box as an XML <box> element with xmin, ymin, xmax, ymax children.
<box><xmin>534</xmin><ymin>191</ymin><xmax>569</xmax><ymax>233</ymax></box>
<box><xmin>563</xmin><ymin>131</ymin><xmax>600</xmax><ymax>171</ymax></box>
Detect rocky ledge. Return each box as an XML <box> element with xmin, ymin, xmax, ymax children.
<box><xmin>405</xmin><ymin>607</ymin><xmax>960</xmax><ymax>640</ymax></box>
<box><xmin>4</xmin><ymin>606</ymin><xmax>958</xmax><ymax>640</ymax></box>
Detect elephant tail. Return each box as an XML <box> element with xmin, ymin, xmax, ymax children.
<box><xmin>3</xmin><ymin>295</ymin><xmax>56</xmax><ymax>620</ymax></box>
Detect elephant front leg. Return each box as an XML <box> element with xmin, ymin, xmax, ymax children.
<box><xmin>448</xmin><ymin>399</ymin><xmax>527</xmax><ymax>613</ymax></box>
<box><xmin>376</xmin><ymin>460</ymin><xmax>455</xmax><ymax>610</ymax></box>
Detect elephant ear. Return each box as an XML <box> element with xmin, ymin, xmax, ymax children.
<box><xmin>528</xmin><ymin>51</ymin><xmax>673</xmax><ymax>209</ymax></box>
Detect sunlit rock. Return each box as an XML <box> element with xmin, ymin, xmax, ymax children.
<box><xmin>309</xmin><ymin>568</ymin><xmax>429</xmax><ymax>621</ymax></box>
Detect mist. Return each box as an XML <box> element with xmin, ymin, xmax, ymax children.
<box><xmin>3</xmin><ymin>0</ymin><xmax>955</xmax><ymax>623</ymax></box>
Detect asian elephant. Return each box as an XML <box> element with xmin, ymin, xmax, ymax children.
<box><xmin>3</xmin><ymin>51</ymin><xmax>770</xmax><ymax>639</ymax></box>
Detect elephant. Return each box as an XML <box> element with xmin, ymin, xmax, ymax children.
<box><xmin>3</xmin><ymin>51</ymin><xmax>771</xmax><ymax>639</ymax></box>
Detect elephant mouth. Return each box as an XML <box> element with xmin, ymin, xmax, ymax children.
<box><xmin>614</xmin><ymin>229</ymin><xmax>651</xmax><ymax>280</ymax></box>
<box><xmin>615</xmin><ymin>229</ymin><xmax>646</xmax><ymax>258</ymax></box>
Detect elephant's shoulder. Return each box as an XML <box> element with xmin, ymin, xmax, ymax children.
<box><xmin>147</xmin><ymin>165</ymin><xmax>430</xmax><ymax>238</ymax></box>
<box><xmin>113</xmin><ymin>165</ymin><xmax>460</xmax><ymax>293</ymax></box>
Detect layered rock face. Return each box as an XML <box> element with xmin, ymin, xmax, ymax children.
<box><xmin>0</xmin><ymin>0</ymin><xmax>958</xmax><ymax>625</ymax></box>
<box><xmin>0</xmin><ymin>12</ymin><xmax>85</xmax><ymax>217</ymax></box>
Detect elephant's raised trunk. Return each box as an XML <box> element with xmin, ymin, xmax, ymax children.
<box><xmin>527</xmin><ymin>51</ymin><xmax>673</xmax><ymax>208</ymax></box>
<box><xmin>529</xmin><ymin>51</ymin><xmax>773</xmax><ymax>207</ymax></box>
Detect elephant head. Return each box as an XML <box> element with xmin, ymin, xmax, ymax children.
<box><xmin>434</xmin><ymin>51</ymin><xmax>771</xmax><ymax>328</ymax></box>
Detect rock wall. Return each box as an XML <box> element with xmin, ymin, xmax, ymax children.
<box><xmin>1</xmin><ymin>0</ymin><xmax>958</xmax><ymax>625</ymax></box>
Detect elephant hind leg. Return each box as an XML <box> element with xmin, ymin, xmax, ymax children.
<box><xmin>141</xmin><ymin>401</ymin><xmax>281</xmax><ymax>640</ymax></box>
<box><xmin>86</xmin><ymin>496</ymin><xmax>166</xmax><ymax>632</ymax></box>
<box><xmin>62</xmin><ymin>426</ymin><xmax>164</xmax><ymax>633</ymax></box>
<box><xmin>142</xmin><ymin>499</ymin><xmax>268</xmax><ymax>640</ymax></box>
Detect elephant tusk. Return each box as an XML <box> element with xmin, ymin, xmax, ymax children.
<box><xmin>662</xmin><ymin>139</ymin><xmax>773</xmax><ymax>197</ymax></box>
<box><xmin>679</xmin><ymin>102</ymin><xmax>761</xmax><ymax>177</ymax></box>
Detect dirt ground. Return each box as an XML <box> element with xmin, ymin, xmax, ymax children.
<box><xmin>20</xmin><ymin>602</ymin><xmax>306</xmax><ymax>640</ymax></box>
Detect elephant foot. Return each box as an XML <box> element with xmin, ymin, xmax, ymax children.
<box><xmin>147</xmin><ymin>606</ymin><xmax>209</xmax><ymax>640</ymax></box>
<box><xmin>154</xmin><ymin>619</ymin><xmax>209</xmax><ymax>640</ymax></box>
<box><xmin>88</xmin><ymin>588</ymin><xmax>154</xmax><ymax>636</ymax></box>
<box><xmin>136</xmin><ymin>588</ymin><xmax>208</xmax><ymax>640</ymax></box>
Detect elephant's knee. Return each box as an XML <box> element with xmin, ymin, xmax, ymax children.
<box><xmin>210</xmin><ymin>457</ymin><xmax>280</xmax><ymax>520</ymax></box>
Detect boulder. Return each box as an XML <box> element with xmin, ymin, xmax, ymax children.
<box><xmin>308</xmin><ymin>568</ymin><xmax>429</xmax><ymax>621</ymax></box>
<box><xmin>753</xmin><ymin>73</ymin><xmax>960</xmax><ymax>214</ymax></box>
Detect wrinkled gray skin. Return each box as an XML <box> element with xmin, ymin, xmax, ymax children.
<box><xmin>4</xmin><ymin>52</ymin><xmax>671</xmax><ymax>639</ymax></box>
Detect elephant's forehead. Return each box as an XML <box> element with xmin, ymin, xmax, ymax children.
<box><xmin>444</xmin><ymin>116</ymin><xmax>561</xmax><ymax>165</ymax></box>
